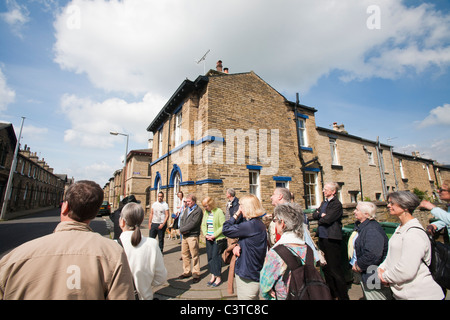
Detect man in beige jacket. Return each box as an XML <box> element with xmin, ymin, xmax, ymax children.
<box><xmin>0</xmin><ymin>180</ymin><xmax>135</xmax><ymax>300</ymax></box>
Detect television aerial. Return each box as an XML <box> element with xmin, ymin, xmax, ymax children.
<box><xmin>195</xmin><ymin>49</ymin><xmax>210</xmax><ymax>74</ymax></box>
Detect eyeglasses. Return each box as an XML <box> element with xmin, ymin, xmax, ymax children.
<box><xmin>272</xmin><ymin>217</ymin><xmax>282</xmax><ymax>223</ymax></box>
<box><xmin>438</xmin><ymin>188</ymin><xmax>449</xmax><ymax>193</ymax></box>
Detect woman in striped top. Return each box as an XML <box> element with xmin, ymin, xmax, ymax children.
<box><xmin>201</xmin><ymin>196</ymin><xmax>226</xmax><ymax>287</ymax></box>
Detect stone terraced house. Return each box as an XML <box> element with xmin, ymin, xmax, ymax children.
<box><xmin>146</xmin><ymin>67</ymin><xmax>449</xmax><ymax>215</ymax></box>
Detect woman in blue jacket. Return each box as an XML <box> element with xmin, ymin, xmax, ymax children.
<box><xmin>222</xmin><ymin>194</ymin><xmax>267</xmax><ymax>300</ymax></box>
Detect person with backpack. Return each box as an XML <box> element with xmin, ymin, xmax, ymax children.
<box><xmin>377</xmin><ymin>191</ymin><xmax>444</xmax><ymax>300</ymax></box>
<box><xmin>260</xmin><ymin>202</ymin><xmax>331</xmax><ymax>300</ymax></box>
<box><xmin>419</xmin><ymin>180</ymin><xmax>450</xmax><ymax>298</ymax></box>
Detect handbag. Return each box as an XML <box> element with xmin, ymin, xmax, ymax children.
<box><xmin>222</xmin><ymin>239</ymin><xmax>238</xmax><ymax>264</ymax></box>
<box><xmin>217</xmin><ymin>238</ymin><xmax>227</xmax><ymax>255</ymax></box>
<box><xmin>317</xmin><ymin>249</ymin><xmax>327</xmax><ymax>266</ymax></box>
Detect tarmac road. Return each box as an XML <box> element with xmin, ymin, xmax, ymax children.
<box><xmin>0</xmin><ymin>207</ymin><xmax>110</xmax><ymax>259</ymax></box>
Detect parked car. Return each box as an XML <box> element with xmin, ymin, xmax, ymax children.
<box><xmin>98</xmin><ymin>201</ymin><xmax>111</xmax><ymax>216</ymax></box>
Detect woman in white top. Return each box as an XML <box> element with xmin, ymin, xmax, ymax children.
<box><xmin>377</xmin><ymin>191</ymin><xmax>444</xmax><ymax>300</ymax></box>
<box><xmin>119</xmin><ymin>202</ymin><xmax>167</xmax><ymax>300</ymax></box>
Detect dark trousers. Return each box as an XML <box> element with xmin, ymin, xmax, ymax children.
<box><xmin>319</xmin><ymin>237</ymin><xmax>349</xmax><ymax>300</ymax></box>
<box><xmin>206</xmin><ymin>239</ymin><xmax>222</xmax><ymax>277</ymax></box>
<box><xmin>150</xmin><ymin>223</ymin><xmax>167</xmax><ymax>252</ymax></box>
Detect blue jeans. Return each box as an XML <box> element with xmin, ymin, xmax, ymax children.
<box><xmin>206</xmin><ymin>239</ymin><xmax>222</xmax><ymax>277</ymax></box>
<box><xmin>150</xmin><ymin>223</ymin><xmax>167</xmax><ymax>252</ymax></box>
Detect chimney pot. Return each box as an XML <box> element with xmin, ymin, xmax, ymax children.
<box><xmin>216</xmin><ymin>60</ymin><xmax>223</xmax><ymax>72</ymax></box>
<box><xmin>332</xmin><ymin>122</ymin><xmax>347</xmax><ymax>133</ymax></box>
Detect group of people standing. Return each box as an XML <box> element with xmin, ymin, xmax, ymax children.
<box><xmin>1</xmin><ymin>178</ymin><xmax>448</xmax><ymax>300</ymax></box>
<box><xmin>148</xmin><ymin>186</ymin><xmax>316</xmax><ymax>300</ymax></box>
<box><xmin>152</xmin><ymin>188</ymin><xmax>268</xmax><ymax>296</ymax></box>
<box><xmin>157</xmin><ymin>179</ymin><xmax>450</xmax><ymax>301</ymax></box>
<box><xmin>0</xmin><ymin>180</ymin><xmax>162</xmax><ymax>299</ymax></box>
<box><xmin>348</xmin><ymin>180</ymin><xmax>450</xmax><ymax>300</ymax></box>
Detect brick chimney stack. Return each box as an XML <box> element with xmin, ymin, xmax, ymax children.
<box><xmin>332</xmin><ymin>122</ymin><xmax>348</xmax><ymax>134</ymax></box>
<box><xmin>216</xmin><ymin>60</ymin><xmax>223</xmax><ymax>72</ymax></box>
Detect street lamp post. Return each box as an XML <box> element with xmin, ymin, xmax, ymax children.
<box><xmin>110</xmin><ymin>131</ymin><xmax>129</xmax><ymax>198</ymax></box>
<box><xmin>1</xmin><ymin>117</ymin><xmax>25</xmax><ymax>220</ymax></box>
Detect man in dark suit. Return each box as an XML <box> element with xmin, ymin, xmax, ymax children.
<box><xmin>179</xmin><ymin>194</ymin><xmax>203</xmax><ymax>283</ymax></box>
<box><xmin>313</xmin><ymin>182</ymin><xmax>349</xmax><ymax>300</ymax></box>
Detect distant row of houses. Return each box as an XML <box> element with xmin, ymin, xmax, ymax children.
<box><xmin>103</xmin><ymin>148</ymin><xmax>153</xmax><ymax>212</ymax></box>
<box><xmin>103</xmin><ymin>66</ymin><xmax>450</xmax><ymax>217</ymax></box>
<box><xmin>0</xmin><ymin>123</ymin><xmax>72</xmax><ymax>220</ymax></box>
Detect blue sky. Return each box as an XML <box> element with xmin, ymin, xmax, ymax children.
<box><xmin>0</xmin><ymin>0</ymin><xmax>449</xmax><ymax>186</ymax></box>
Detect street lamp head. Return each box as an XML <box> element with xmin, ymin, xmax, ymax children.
<box><xmin>110</xmin><ymin>131</ymin><xmax>129</xmax><ymax>138</ymax></box>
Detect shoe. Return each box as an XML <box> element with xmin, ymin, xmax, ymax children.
<box><xmin>207</xmin><ymin>280</ymin><xmax>214</xmax><ymax>286</ymax></box>
<box><xmin>178</xmin><ymin>274</ymin><xmax>191</xmax><ymax>279</ymax></box>
<box><xmin>192</xmin><ymin>277</ymin><xmax>200</xmax><ymax>284</ymax></box>
<box><xmin>212</xmin><ymin>280</ymin><xmax>222</xmax><ymax>287</ymax></box>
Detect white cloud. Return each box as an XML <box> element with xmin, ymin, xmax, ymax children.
<box><xmin>62</xmin><ymin>161</ymin><xmax>116</xmax><ymax>186</ymax></box>
<box><xmin>59</xmin><ymin>91</ymin><xmax>165</xmax><ymax>148</ymax></box>
<box><xmin>427</xmin><ymin>139</ymin><xmax>450</xmax><ymax>164</ymax></box>
<box><xmin>340</xmin><ymin>2</ymin><xmax>450</xmax><ymax>81</ymax></box>
<box><xmin>396</xmin><ymin>143</ymin><xmax>418</xmax><ymax>155</ymax></box>
<box><xmin>0</xmin><ymin>0</ymin><xmax>30</xmax><ymax>37</ymax></box>
<box><xmin>22</xmin><ymin>125</ymin><xmax>49</xmax><ymax>140</ymax></box>
<box><xmin>0</xmin><ymin>67</ymin><xmax>15</xmax><ymax>112</ymax></box>
<box><xmin>417</xmin><ymin>104</ymin><xmax>450</xmax><ymax>128</ymax></box>
<box><xmin>396</xmin><ymin>139</ymin><xmax>450</xmax><ymax>164</ymax></box>
<box><xmin>52</xmin><ymin>0</ymin><xmax>450</xmax><ymax>96</ymax></box>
